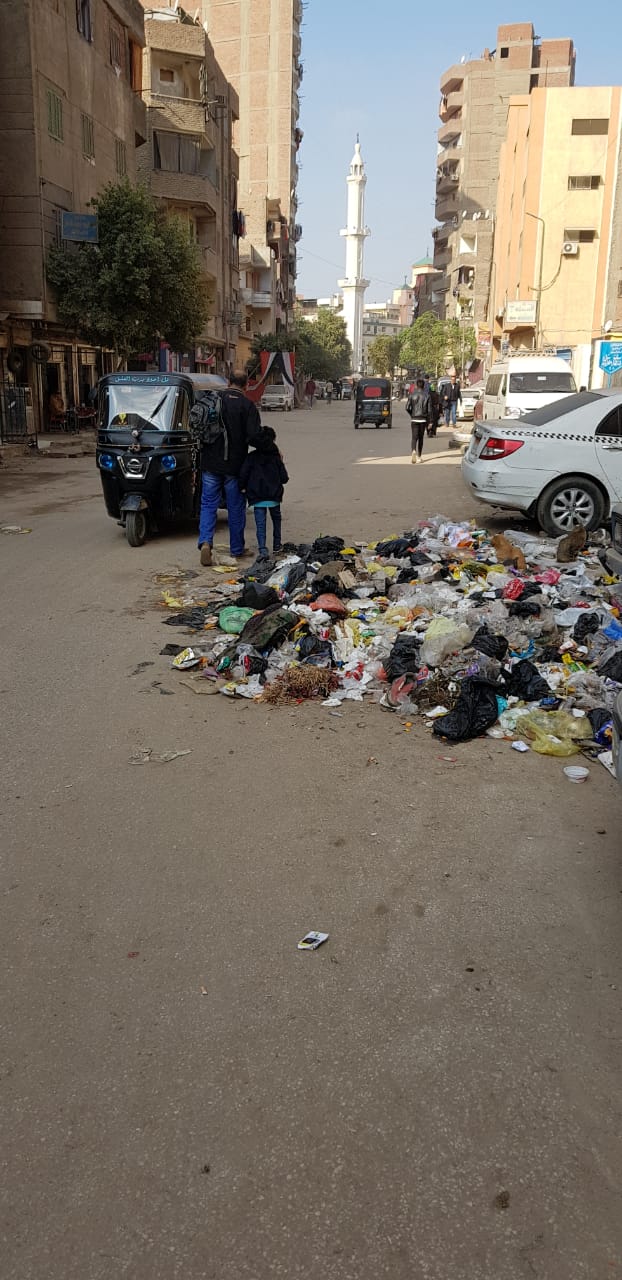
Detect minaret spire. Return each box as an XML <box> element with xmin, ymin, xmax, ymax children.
<box><xmin>339</xmin><ymin>138</ymin><xmax>370</xmax><ymax>373</ymax></box>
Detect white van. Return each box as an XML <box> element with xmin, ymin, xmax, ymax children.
<box><xmin>483</xmin><ymin>355</ymin><xmax>577</xmax><ymax>422</ymax></box>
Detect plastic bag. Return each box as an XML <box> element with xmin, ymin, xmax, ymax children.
<box><xmin>598</xmin><ymin>648</ymin><xmax>622</xmax><ymax>682</ymax></box>
<box><xmin>218</xmin><ymin>606</ymin><xmax>256</xmax><ymax>634</ymax></box>
<box><xmin>519</xmin><ymin>709</ymin><xmax>584</xmax><ymax>756</ymax></box>
<box><xmin>239</xmin><ymin>581</ymin><xmax>279</xmax><ymax>610</ymax></box>
<box><xmin>420</xmin><ymin>617</ymin><xmax>474</xmax><ymax>667</ymax></box>
<box><xmin>471</xmin><ymin>625</ymin><xmax>509</xmax><ymax>660</ymax></box>
<box><xmin>266</xmin><ymin>557</ymin><xmax>306</xmax><ymax>595</ymax></box>
<box><xmin>504</xmin><ymin>659</ymin><xmax>551</xmax><ymax>701</ymax></box>
<box><xmin>572</xmin><ymin>610</ymin><xmax>601</xmax><ymax>642</ymax></box>
<box><xmin>385</xmin><ymin>633</ymin><xmax>420</xmax><ymax>680</ymax></box>
<box><xmin>433</xmin><ymin>677</ymin><xmax>500</xmax><ymax>742</ymax></box>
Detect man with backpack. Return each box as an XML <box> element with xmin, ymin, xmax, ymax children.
<box><xmin>194</xmin><ymin>371</ymin><xmax>262</xmax><ymax>565</ymax></box>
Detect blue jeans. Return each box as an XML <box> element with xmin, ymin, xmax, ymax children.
<box><xmin>198</xmin><ymin>471</ymin><xmax>246</xmax><ymax>556</ymax></box>
<box><xmin>444</xmin><ymin>402</ymin><xmax>457</xmax><ymax>426</ymax></box>
<box><xmin>254</xmin><ymin>505</ymin><xmax>282</xmax><ymax>555</ymax></box>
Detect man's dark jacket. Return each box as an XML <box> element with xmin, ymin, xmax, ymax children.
<box><xmin>200</xmin><ymin>387</ymin><xmax>262</xmax><ymax>477</ymax></box>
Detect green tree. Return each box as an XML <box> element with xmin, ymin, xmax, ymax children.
<box><xmin>445</xmin><ymin>318</ymin><xmax>477</xmax><ymax>377</ymax></box>
<box><xmin>47</xmin><ymin>181</ymin><xmax>208</xmax><ymax>357</ymax></box>
<box><xmin>312</xmin><ymin>309</ymin><xmax>352</xmax><ymax>379</ymax></box>
<box><xmin>399</xmin><ymin>312</ymin><xmax>447</xmax><ymax>376</ymax></box>
<box><xmin>367</xmin><ymin>335</ymin><xmax>401</xmax><ymax>376</ymax></box>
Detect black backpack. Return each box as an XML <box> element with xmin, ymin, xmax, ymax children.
<box><xmin>189</xmin><ymin>390</ymin><xmax>228</xmax><ymax>458</ymax></box>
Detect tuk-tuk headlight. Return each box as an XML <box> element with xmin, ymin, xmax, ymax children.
<box><xmin>99</xmin><ymin>453</ymin><xmax>115</xmax><ymax>471</ymax></box>
<box><xmin>161</xmin><ymin>454</ymin><xmax>177</xmax><ymax>471</ymax></box>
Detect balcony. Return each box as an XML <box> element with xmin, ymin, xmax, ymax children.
<box><xmin>151</xmin><ymin>168</ymin><xmax>219</xmax><ymax>213</ymax></box>
<box><xmin>434</xmin><ymin>244</ymin><xmax>451</xmax><ymax>269</ymax></box>
<box><xmin>438</xmin><ymin>118</ymin><xmax>462</xmax><ymax>146</ymax></box>
<box><xmin>440</xmin><ymin>64</ymin><xmax>464</xmax><ymax>94</ymax></box>
<box><xmin>435</xmin><ymin>194</ymin><xmax>459</xmax><ymax>223</ymax></box>
<box><xmin>436</xmin><ymin>167</ymin><xmax>459</xmax><ymax>195</ymax></box>
<box><xmin>242</xmin><ymin>288</ymin><xmax>272</xmax><ymax>310</ymax></box>
<box><xmin>439</xmin><ymin>89</ymin><xmax>463</xmax><ymax>122</ymax></box>
<box><xmin>198</xmin><ymin>244</ymin><xmax>218</xmax><ymax>281</ymax></box>
<box><xmin>437</xmin><ymin>141</ymin><xmax>462</xmax><ymax>166</ymax></box>
<box><xmin>147</xmin><ymin>100</ymin><xmax>215</xmax><ymax>149</ymax></box>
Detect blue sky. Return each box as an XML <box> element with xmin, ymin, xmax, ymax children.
<box><xmin>296</xmin><ymin>1</ymin><xmax>622</xmax><ymax>302</ymax></box>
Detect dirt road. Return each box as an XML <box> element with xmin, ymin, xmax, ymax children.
<box><xmin>1</xmin><ymin>402</ymin><xmax>621</xmax><ymax>1279</ymax></box>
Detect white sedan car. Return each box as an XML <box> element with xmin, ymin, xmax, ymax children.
<box><xmin>462</xmin><ymin>390</ymin><xmax>622</xmax><ymax>535</ymax></box>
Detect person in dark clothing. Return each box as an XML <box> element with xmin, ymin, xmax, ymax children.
<box><xmin>239</xmin><ymin>427</ymin><xmax>289</xmax><ymax>557</ymax></box>
<box><xmin>198</xmin><ymin>371</ymin><xmax>262</xmax><ymax>565</ymax></box>
<box><xmin>405</xmin><ymin>378</ymin><xmax>431</xmax><ymax>463</ymax></box>
<box><xmin>428</xmin><ymin>381</ymin><xmax>441</xmax><ymax>436</ymax></box>
<box><xmin>441</xmin><ymin>373</ymin><xmax>462</xmax><ymax>426</ymax></box>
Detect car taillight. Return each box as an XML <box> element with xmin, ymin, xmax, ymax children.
<box><xmin>480</xmin><ymin>437</ymin><xmax>525</xmax><ymax>460</ymax></box>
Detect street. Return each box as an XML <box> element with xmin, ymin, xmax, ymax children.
<box><xmin>1</xmin><ymin>399</ymin><xmax>621</xmax><ymax>1280</ymax></box>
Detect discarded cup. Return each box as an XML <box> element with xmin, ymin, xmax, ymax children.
<box><xmin>563</xmin><ymin>765</ymin><xmax>589</xmax><ymax>783</ymax></box>
<box><xmin>511</xmin><ymin>740</ymin><xmax>530</xmax><ymax>753</ymax></box>
<box><xmin>297</xmin><ymin>931</ymin><xmax>329</xmax><ymax>951</ymax></box>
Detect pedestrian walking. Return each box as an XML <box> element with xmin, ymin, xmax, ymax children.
<box><xmin>326</xmin><ymin>379</ymin><xmax>334</xmax><ymax>404</ymax></box>
<box><xmin>197</xmin><ymin>371</ymin><xmax>262</xmax><ymax>566</ymax></box>
<box><xmin>428</xmin><ymin>381</ymin><xmax>441</xmax><ymax>437</ymax></box>
<box><xmin>305</xmin><ymin>377</ymin><xmax>316</xmax><ymax>408</ymax></box>
<box><xmin>239</xmin><ymin>426</ymin><xmax>289</xmax><ymax>558</ymax></box>
<box><xmin>406</xmin><ymin>378</ymin><xmax>431</xmax><ymax>464</ymax></box>
<box><xmin>441</xmin><ymin>373</ymin><xmax>462</xmax><ymax>426</ymax></box>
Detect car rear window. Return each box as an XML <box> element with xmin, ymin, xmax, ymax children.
<box><xmin>518</xmin><ymin>391</ymin><xmax>603</xmax><ymax>425</ymax></box>
<box><xmin>508</xmin><ymin>371</ymin><xmax>577</xmax><ymax>393</ymax></box>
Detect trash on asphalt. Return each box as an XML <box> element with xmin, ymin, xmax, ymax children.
<box><xmin>129</xmin><ymin>747</ymin><xmax>192</xmax><ymax>765</ymax></box>
<box><xmin>297</xmin><ymin>931</ymin><xmax>329</xmax><ymax>951</ymax></box>
<box><xmin>149</xmin><ymin>518</ymin><xmax>622</xmax><ymax>764</ymax></box>
<box><xmin>563</xmin><ymin>764</ymin><xmax>590</xmax><ymax>783</ymax></box>
<box><xmin>0</xmin><ymin>523</ymin><xmax>32</xmax><ymax>534</ymax></box>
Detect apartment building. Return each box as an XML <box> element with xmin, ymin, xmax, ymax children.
<box><xmin>199</xmin><ymin>0</ymin><xmax>303</xmax><ymax>362</ymax></box>
<box><xmin>433</xmin><ymin>23</ymin><xmax>574</xmax><ymax>328</ymax></box>
<box><xmin>0</xmin><ymin>0</ymin><xmax>146</xmax><ymax>437</ymax></box>
<box><xmin>492</xmin><ymin>86</ymin><xmax>622</xmax><ymax>386</ymax></box>
<box><xmin>410</xmin><ymin>256</ymin><xmax>443</xmax><ymax>320</ymax></box>
<box><xmin>138</xmin><ymin>7</ymin><xmax>240</xmax><ymax>373</ymax></box>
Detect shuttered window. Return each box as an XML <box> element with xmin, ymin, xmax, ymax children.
<box><xmin>47</xmin><ymin>89</ymin><xmax>63</xmax><ymax>141</ymax></box>
<box><xmin>81</xmin><ymin>112</ymin><xmax>95</xmax><ymax>158</ymax></box>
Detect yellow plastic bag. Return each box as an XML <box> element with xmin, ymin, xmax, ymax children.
<box><xmin>520</xmin><ymin>709</ymin><xmax>584</xmax><ymax>756</ymax></box>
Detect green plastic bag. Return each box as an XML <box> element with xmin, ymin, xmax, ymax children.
<box><xmin>520</xmin><ymin>709</ymin><xmax>584</xmax><ymax>756</ymax></box>
<box><xmin>218</xmin><ymin>606</ymin><xmax>256</xmax><ymax>635</ymax></box>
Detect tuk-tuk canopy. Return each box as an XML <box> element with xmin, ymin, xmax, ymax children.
<box><xmin>356</xmin><ymin>378</ymin><xmax>391</xmax><ymax>401</ymax></box>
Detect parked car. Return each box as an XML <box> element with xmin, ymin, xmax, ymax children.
<box><xmin>340</xmin><ymin>382</ymin><xmax>353</xmax><ymax>400</ymax></box>
<box><xmin>604</xmin><ymin>504</ymin><xmax>622</xmax><ymax>577</ymax></box>
<box><xmin>462</xmin><ymin>390</ymin><xmax>622</xmax><ymax>535</ymax></box>
<box><xmin>483</xmin><ymin>355</ymin><xmax>576</xmax><ymax>422</ymax></box>
<box><xmin>459</xmin><ymin>385</ymin><xmax>483</xmax><ymax>421</ymax></box>
<box><xmin>260</xmin><ymin>382</ymin><xmax>294</xmax><ymax>412</ymax></box>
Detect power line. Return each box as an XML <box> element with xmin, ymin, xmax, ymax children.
<box><xmin>298</xmin><ymin>246</ymin><xmax>400</xmax><ymax>291</ymax></box>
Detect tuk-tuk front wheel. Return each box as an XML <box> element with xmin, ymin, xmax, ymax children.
<box><xmin>125</xmin><ymin>510</ymin><xmax>147</xmax><ymax>547</ymax></box>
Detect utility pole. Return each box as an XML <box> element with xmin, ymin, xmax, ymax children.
<box><xmin>525</xmin><ymin>211</ymin><xmax>545</xmax><ymax>349</ymax></box>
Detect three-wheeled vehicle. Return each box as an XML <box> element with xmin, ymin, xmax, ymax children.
<box><xmin>353</xmin><ymin>377</ymin><xmax>392</xmax><ymax>429</ymax></box>
<box><xmin>96</xmin><ymin>371</ymin><xmax>227</xmax><ymax>546</ymax></box>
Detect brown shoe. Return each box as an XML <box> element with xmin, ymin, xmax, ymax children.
<box><xmin>200</xmin><ymin>543</ymin><xmax>212</xmax><ymax>566</ymax></box>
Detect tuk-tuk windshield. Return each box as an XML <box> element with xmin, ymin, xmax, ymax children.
<box><xmin>103</xmin><ymin>383</ymin><xmax>179</xmax><ymax>431</ymax></box>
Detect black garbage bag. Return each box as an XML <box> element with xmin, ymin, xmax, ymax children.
<box><xmin>397</xmin><ymin>566</ymin><xmax>420</xmax><ymax>584</ymax></box>
<box><xmin>588</xmin><ymin>707</ymin><xmax>613</xmax><ymax>738</ymax></box>
<box><xmin>312</xmin><ymin>535</ymin><xmax>344</xmax><ymax>555</ymax></box>
<box><xmin>385</xmin><ymin>634</ymin><xmax>420</xmax><ymax>680</ymax></box>
<box><xmin>310</xmin><ymin>574</ymin><xmax>341</xmax><ymax>598</ymax></box>
<box><xmin>245</xmin><ymin>556</ymin><xmax>276</xmax><ymax>582</ymax></box>
<box><xmin>297</xmin><ymin>631</ymin><xmax>324</xmax><ymax>659</ymax></box>
<box><xmin>539</xmin><ymin>643</ymin><xmax>561</xmax><ymax>662</ymax></box>
<box><xmin>239</xmin><ymin>581</ymin><xmax>279</xmax><ymax>610</ymax></box>
<box><xmin>598</xmin><ymin>649</ymin><xmax>622</xmax><ymax>682</ymax></box>
<box><xmin>410</xmin><ymin>550</ymin><xmax>433</xmax><ymax>566</ymax></box>
<box><xmin>508</xmin><ymin>599</ymin><xmax>541</xmax><ymax>618</ymax></box>
<box><xmin>376</xmin><ymin>537</ymin><xmax>418</xmax><ymax>557</ymax></box>
<box><xmin>504</xmin><ymin>659</ymin><xmax>551</xmax><ymax>700</ymax></box>
<box><xmin>471</xmin><ymin>625</ymin><xmax>509</xmax><ymax>661</ymax></box>
<box><xmin>520</xmin><ymin>583</ymin><xmax>543</xmax><ymax>599</ymax></box>
<box><xmin>573</xmin><ymin>610</ymin><xmax>601</xmax><ymax>643</ymax></box>
<box><xmin>433</xmin><ymin>677</ymin><xmax>500</xmax><ymax>742</ymax></box>
<box><xmin>270</xmin><ymin>559</ymin><xmax>307</xmax><ymax>594</ymax></box>
<box><xmin>162</xmin><ymin>606</ymin><xmax>214</xmax><ymax>628</ymax></box>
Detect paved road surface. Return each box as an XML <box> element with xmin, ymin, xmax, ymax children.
<box><xmin>1</xmin><ymin>402</ymin><xmax>621</xmax><ymax>1279</ymax></box>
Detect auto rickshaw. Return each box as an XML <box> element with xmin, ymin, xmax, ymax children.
<box><xmin>353</xmin><ymin>377</ymin><xmax>392</xmax><ymax>429</ymax></box>
<box><xmin>95</xmin><ymin>371</ymin><xmax>226</xmax><ymax>546</ymax></box>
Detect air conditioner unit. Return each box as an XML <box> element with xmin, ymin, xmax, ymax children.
<box><xmin>563</xmin><ymin>240</ymin><xmax>579</xmax><ymax>256</ymax></box>
<box><xmin>214</xmin><ymin>93</ymin><xmax>227</xmax><ymax>106</ymax></box>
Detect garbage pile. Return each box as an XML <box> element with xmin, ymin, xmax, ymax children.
<box><xmin>157</xmin><ymin>520</ymin><xmax>622</xmax><ymax>760</ymax></box>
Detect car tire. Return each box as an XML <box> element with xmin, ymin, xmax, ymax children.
<box><xmin>125</xmin><ymin>510</ymin><xmax>147</xmax><ymax>547</ymax></box>
<box><xmin>536</xmin><ymin>475</ymin><xmax>606</xmax><ymax>536</ymax></box>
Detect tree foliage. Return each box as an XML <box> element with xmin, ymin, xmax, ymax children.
<box><xmin>399</xmin><ymin>312</ymin><xmax>477</xmax><ymax>377</ymax></box>
<box><xmin>367</xmin><ymin>335</ymin><xmax>401</xmax><ymax>376</ymax></box>
<box><xmin>249</xmin><ymin>309</ymin><xmax>352</xmax><ymax>381</ymax></box>
<box><xmin>47</xmin><ymin>181</ymin><xmax>208</xmax><ymax>356</ymax></box>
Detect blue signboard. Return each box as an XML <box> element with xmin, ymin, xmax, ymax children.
<box><xmin>599</xmin><ymin>340</ymin><xmax>622</xmax><ymax>376</ymax></box>
<box><xmin>61</xmin><ymin>212</ymin><xmax>99</xmax><ymax>243</ymax></box>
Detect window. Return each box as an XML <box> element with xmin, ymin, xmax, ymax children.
<box><xmin>76</xmin><ymin>0</ymin><xmax>92</xmax><ymax>41</ymax></box>
<box><xmin>618</xmin><ymin>280</ymin><xmax>622</xmax><ymax>299</ymax></box>
<box><xmin>568</xmin><ymin>175</ymin><xmax>601</xmax><ymax>190</ymax></box>
<box><xmin>46</xmin><ymin>88</ymin><xmax>63</xmax><ymax>141</ymax></box>
<box><xmin>485</xmin><ymin>374</ymin><xmax>502</xmax><ymax>396</ymax></box>
<box><xmin>153</xmin><ymin>130</ymin><xmax>200</xmax><ymax>174</ymax></box>
<box><xmin>509</xmin><ymin>371</ymin><xmax>577</xmax><ymax>394</ymax></box>
<box><xmin>159</xmin><ymin>68</ymin><xmax>174</xmax><ymax>83</ymax></box>
<box><xmin>129</xmin><ymin>41</ymin><xmax>142</xmax><ymax>92</ymax></box>
<box><xmin>500</xmin><ymin>46</ymin><xmax>509</xmax><ymax>58</ymax></box>
<box><xmin>596</xmin><ymin>407</ymin><xmax>622</xmax><ymax>438</ymax></box>
<box><xmin>115</xmin><ymin>138</ymin><xmax>127</xmax><ymax>176</ymax></box>
<box><xmin>564</xmin><ymin>229</ymin><xmax>596</xmax><ymax>243</ymax></box>
<box><xmin>81</xmin><ymin>112</ymin><xmax>94</xmax><ymax>158</ymax></box>
<box><xmin>109</xmin><ymin>18</ymin><xmax>125</xmax><ymax>73</ymax></box>
<box><xmin>571</xmin><ymin>118</ymin><xmax>609</xmax><ymax>135</ymax></box>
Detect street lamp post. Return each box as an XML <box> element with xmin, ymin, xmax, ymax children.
<box><xmin>525</xmin><ymin>211</ymin><xmax>545</xmax><ymax>349</ymax></box>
